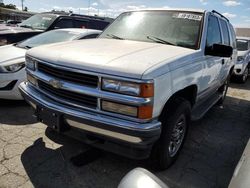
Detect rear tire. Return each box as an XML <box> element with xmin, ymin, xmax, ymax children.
<box><xmin>150</xmin><ymin>98</ymin><xmax>191</xmax><ymax>170</ymax></box>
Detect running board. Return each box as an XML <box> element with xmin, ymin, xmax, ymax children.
<box><xmin>191</xmin><ymin>93</ymin><xmax>222</xmax><ymax>121</ymax></box>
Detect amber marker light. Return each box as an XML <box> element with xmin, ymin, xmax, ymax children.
<box><xmin>138</xmin><ymin>105</ymin><xmax>153</xmax><ymax>119</ymax></box>
<box><xmin>140</xmin><ymin>83</ymin><xmax>154</xmax><ymax>98</ymax></box>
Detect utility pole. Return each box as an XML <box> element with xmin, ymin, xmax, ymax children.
<box><xmin>21</xmin><ymin>0</ymin><xmax>24</xmax><ymax>11</ymax></box>
<box><xmin>88</xmin><ymin>0</ymin><xmax>90</xmax><ymax>15</ymax></box>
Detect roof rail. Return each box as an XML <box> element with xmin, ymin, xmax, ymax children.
<box><xmin>211</xmin><ymin>10</ymin><xmax>229</xmax><ymax>21</ymax></box>
<box><xmin>69</xmin><ymin>13</ymin><xmax>107</xmax><ymax>21</ymax></box>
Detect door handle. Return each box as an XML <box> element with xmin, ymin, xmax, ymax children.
<box><xmin>222</xmin><ymin>59</ymin><xmax>225</xmax><ymax>65</ymax></box>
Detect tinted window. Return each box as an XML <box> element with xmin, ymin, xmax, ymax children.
<box><xmin>75</xmin><ymin>20</ymin><xmax>88</xmax><ymax>28</ymax></box>
<box><xmin>54</xmin><ymin>19</ymin><xmax>73</xmax><ymax>28</ymax></box>
<box><xmin>19</xmin><ymin>14</ymin><xmax>57</xmax><ymax>30</ymax></box>
<box><xmin>100</xmin><ymin>11</ymin><xmax>203</xmax><ymax>49</ymax></box>
<box><xmin>237</xmin><ymin>39</ymin><xmax>249</xmax><ymax>51</ymax></box>
<box><xmin>220</xmin><ymin>20</ymin><xmax>230</xmax><ymax>45</ymax></box>
<box><xmin>206</xmin><ymin>16</ymin><xmax>222</xmax><ymax>47</ymax></box>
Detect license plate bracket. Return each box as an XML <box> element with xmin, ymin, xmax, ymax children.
<box><xmin>37</xmin><ymin>106</ymin><xmax>60</xmax><ymax>131</ymax></box>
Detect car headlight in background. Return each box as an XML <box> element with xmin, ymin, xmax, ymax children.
<box><xmin>102</xmin><ymin>79</ymin><xmax>154</xmax><ymax>97</ymax></box>
<box><xmin>25</xmin><ymin>56</ymin><xmax>36</xmax><ymax>71</ymax></box>
<box><xmin>0</xmin><ymin>62</ymin><xmax>25</xmax><ymax>73</ymax></box>
<box><xmin>237</xmin><ymin>56</ymin><xmax>244</xmax><ymax>62</ymax></box>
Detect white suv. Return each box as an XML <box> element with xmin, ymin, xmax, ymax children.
<box><xmin>19</xmin><ymin>9</ymin><xmax>237</xmax><ymax>170</ymax></box>
<box><xmin>233</xmin><ymin>37</ymin><xmax>250</xmax><ymax>83</ymax></box>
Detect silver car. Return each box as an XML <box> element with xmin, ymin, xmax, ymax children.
<box><xmin>233</xmin><ymin>37</ymin><xmax>250</xmax><ymax>83</ymax></box>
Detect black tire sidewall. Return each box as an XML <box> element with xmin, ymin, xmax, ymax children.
<box><xmin>150</xmin><ymin>98</ymin><xmax>191</xmax><ymax>170</ymax></box>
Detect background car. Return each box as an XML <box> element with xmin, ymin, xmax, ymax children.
<box><xmin>0</xmin><ymin>28</ymin><xmax>101</xmax><ymax>100</ymax></box>
<box><xmin>0</xmin><ymin>12</ymin><xmax>113</xmax><ymax>46</ymax></box>
<box><xmin>233</xmin><ymin>37</ymin><xmax>250</xmax><ymax>83</ymax></box>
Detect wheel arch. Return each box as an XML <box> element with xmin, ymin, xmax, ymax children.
<box><xmin>159</xmin><ymin>85</ymin><xmax>198</xmax><ymax>118</ymax></box>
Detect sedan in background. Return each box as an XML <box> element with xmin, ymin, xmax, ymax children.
<box><xmin>0</xmin><ymin>28</ymin><xmax>101</xmax><ymax>100</ymax></box>
<box><xmin>233</xmin><ymin>37</ymin><xmax>250</xmax><ymax>83</ymax></box>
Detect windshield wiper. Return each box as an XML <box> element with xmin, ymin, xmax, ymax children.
<box><xmin>147</xmin><ymin>36</ymin><xmax>175</xmax><ymax>46</ymax></box>
<box><xmin>106</xmin><ymin>34</ymin><xmax>124</xmax><ymax>40</ymax></box>
<box><xmin>19</xmin><ymin>25</ymin><xmax>33</xmax><ymax>29</ymax></box>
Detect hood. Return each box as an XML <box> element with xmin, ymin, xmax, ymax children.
<box><xmin>27</xmin><ymin>39</ymin><xmax>195</xmax><ymax>79</ymax></box>
<box><xmin>238</xmin><ymin>50</ymin><xmax>248</xmax><ymax>57</ymax></box>
<box><xmin>0</xmin><ymin>26</ymin><xmax>41</xmax><ymax>34</ymax></box>
<box><xmin>0</xmin><ymin>44</ymin><xmax>26</xmax><ymax>65</ymax></box>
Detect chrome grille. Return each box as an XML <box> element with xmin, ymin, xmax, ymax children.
<box><xmin>38</xmin><ymin>80</ymin><xmax>97</xmax><ymax>109</ymax></box>
<box><xmin>37</xmin><ymin>63</ymin><xmax>98</xmax><ymax>88</ymax></box>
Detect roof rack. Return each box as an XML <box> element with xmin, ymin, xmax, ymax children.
<box><xmin>69</xmin><ymin>13</ymin><xmax>113</xmax><ymax>22</ymax></box>
<box><xmin>211</xmin><ymin>10</ymin><xmax>229</xmax><ymax>21</ymax></box>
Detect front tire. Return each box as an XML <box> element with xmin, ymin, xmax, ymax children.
<box><xmin>239</xmin><ymin>67</ymin><xmax>249</xmax><ymax>83</ymax></box>
<box><xmin>150</xmin><ymin>98</ymin><xmax>191</xmax><ymax>170</ymax></box>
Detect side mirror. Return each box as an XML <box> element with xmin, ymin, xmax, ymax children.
<box><xmin>118</xmin><ymin>168</ymin><xmax>169</xmax><ymax>188</ymax></box>
<box><xmin>205</xmin><ymin>43</ymin><xmax>233</xmax><ymax>58</ymax></box>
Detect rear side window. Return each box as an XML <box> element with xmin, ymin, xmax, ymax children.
<box><xmin>54</xmin><ymin>19</ymin><xmax>73</xmax><ymax>28</ymax></box>
<box><xmin>206</xmin><ymin>16</ymin><xmax>222</xmax><ymax>47</ymax></box>
<box><xmin>220</xmin><ymin>20</ymin><xmax>230</xmax><ymax>45</ymax></box>
<box><xmin>75</xmin><ymin>20</ymin><xmax>89</xmax><ymax>28</ymax></box>
<box><xmin>229</xmin><ymin>24</ymin><xmax>236</xmax><ymax>49</ymax></box>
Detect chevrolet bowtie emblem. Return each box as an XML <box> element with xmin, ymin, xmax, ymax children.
<box><xmin>48</xmin><ymin>79</ymin><xmax>62</xmax><ymax>89</ymax></box>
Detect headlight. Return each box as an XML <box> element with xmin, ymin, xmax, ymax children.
<box><xmin>25</xmin><ymin>56</ymin><xmax>36</xmax><ymax>71</ymax></box>
<box><xmin>102</xmin><ymin>79</ymin><xmax>154</xmax><ymax>97</ymax></box>
<box><xmin>0</xmin><ymin>62</ymin><xmax>25</xmax><ymax>73</ymax></box>
<box><xmin>101</xmin><ymin>100</ymin><xmax>153</xmax><ymax>119</ymax></box>
<box><xmin>102</xmin><ymin>100</ymin><xmax>138</xmax><ymax>117</ymax></box>
<box><xmin>237</xmin><ymin>56</ymin><xmax>244</xmax><ymax>62</ymax></box>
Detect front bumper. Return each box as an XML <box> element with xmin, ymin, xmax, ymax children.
<box><xmin>19</xmin><ymin>82</ymin><xmax>161</xmax><ymax>159</ymax></box>
<box><xmin>233</xmin><ymin>62</ymin><xmax>248</xmax><ymax>76</ymax></box>
<box><xmin>0</xmin><ymin>68</ymin><xmax>26</xmax><ymax>100</ymax></box>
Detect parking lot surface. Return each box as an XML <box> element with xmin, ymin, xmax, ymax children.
<box><xmin>0</xmin><ymin>80</ymin><xmax>250</xmax><ymax>188</ymax></box>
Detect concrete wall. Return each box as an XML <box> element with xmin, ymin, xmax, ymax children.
<box><xmin>236</xmin><ymin>28</ymin><xmax>250</xmax><ymax>37</ymax></box>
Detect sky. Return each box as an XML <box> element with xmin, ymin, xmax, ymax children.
<box><xmin>3</xmin><ymin>0</ymin><xmax>250</xmax><ymax>27</ymax></box>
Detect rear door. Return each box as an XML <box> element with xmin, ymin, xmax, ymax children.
<box><xmin>218</xmin><ymin>19</ymin><xmax>233</xmax><ymax>82</ymax></box>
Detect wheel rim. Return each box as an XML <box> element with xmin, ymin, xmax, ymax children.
<box><xmin>168</xmin><ymin>115</ymin><xmax>186</xmax><ymax>157</ymax></box>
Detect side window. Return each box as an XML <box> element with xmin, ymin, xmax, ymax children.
<box><xmin>80</xmin><ymin>34</ymin><xmax>99</xmax><ymax>39</ymax></box>
<box><xmin>54</xmin><ymin>19</ymin><xmax>73</xmax><ymax>29</ymax></box>
<box><xmin>75</xmin><ymin>20</ymin><xmax>89</xmax><ymax>28</ymax></box>
<box><xmin>220</xmin><ymin>20</ymin><xmax>230</xmax><ymax>45</ymax></box>
<box><xmin>206</xmin><ymin>15</ymin><xmax>222</xmax><ymax>47</ymax></box>
<box><xmin>229</xmin><ymin>24</ymin><xmax>236</xmax><ymax>49</ymax></box>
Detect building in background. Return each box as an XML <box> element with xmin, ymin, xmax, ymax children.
<box><xmin>0</xmin><ymin>7</ymin><xmax>35</xmax><ymax>22</ymax></box>
<box><xmin>236</xmin><ymin>28</ymin><xmax>250</xmax><ymax>37</ymax></box>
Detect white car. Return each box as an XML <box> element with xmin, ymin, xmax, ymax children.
<box><xmin>20</xmin><ymin>9</ymin><xmax>236</xmax><ymax>170</ymax></box>
<box><xmin>0</xmin><ymin>28</ymin><xmax>101</xmax><ymax>100</ymax></box>
<box><xmin>233</xmin><ymin>37</ymin><xmax>250</xmax><ymax>83</ymax></box>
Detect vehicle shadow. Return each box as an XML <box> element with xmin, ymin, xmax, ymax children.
<box><xmin>230</xmin><ymin>78</ymin><xmax>250</xmax><ymax>90</ymax></box>
<box><xmin>0</xmin><ymin>99</ymin><xmax>37</xmax><ymax>125</ymax></box>
<box><xmin>21</xmin><ymin>95</ymin><xmax>250</xmax><ymax>188</ymax></box>
<box><xmin>21</xmin><ymin>128</ymin><xmax>143</xmax><ymax>188</ymax></box>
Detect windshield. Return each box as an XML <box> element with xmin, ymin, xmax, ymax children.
<box><xmin>16</xmin><ymin>30</ymin><xmax>81</xmax><ymax>48</ymax></box>
<box><xmin>237</xmin><ymin>39</ymin><xmax>249</xmax><ymax>51</ymax></box>
<box><xmin>99</xmin><ymin>11</ymin><xmax>203</xmax><ymax>49</ymax></box>
<box><xmin>19</xmin><ymin>14</ymin><xmax>57</xmax><ymax>30</ymax></box>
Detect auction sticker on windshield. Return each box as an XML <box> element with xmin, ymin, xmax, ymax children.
<box><xmin>173</xmin><ymin>13</ymin><xmax>202</xmax><ymax>21</ymax></box>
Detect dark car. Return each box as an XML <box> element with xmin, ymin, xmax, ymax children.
<box><xmin>0</xmin><ymin>12</ymin><xmax>113</xmax><ymax>45</ymax></box>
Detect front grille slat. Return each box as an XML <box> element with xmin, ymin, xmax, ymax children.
<box><xmin>38</xmin><ymin>81</ymin><xmax>97</xmax><ymax>108</ymax></box>
<box><xmin>37</xmin><ymin>63</ymin><xmax>98</xmax><ymax>87</ymax></box>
